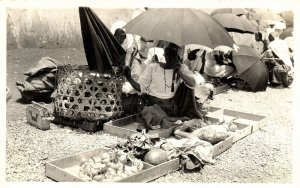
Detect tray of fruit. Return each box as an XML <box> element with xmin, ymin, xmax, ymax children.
<box><xmin>45</xmin><ymin>133</ymin><xmax>181</xmax><ymax>182</ymax></box>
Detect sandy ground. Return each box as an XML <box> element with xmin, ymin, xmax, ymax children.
<box><xmin>5</xmin><ymin>48</ymin><xmax>294</xmax><ymax>183</ymax></box>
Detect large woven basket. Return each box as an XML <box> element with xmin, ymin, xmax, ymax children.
<box><xmin>54</xmin><ymin>65</ymin><xmax>124</xmax><ymax>121</ymax></box>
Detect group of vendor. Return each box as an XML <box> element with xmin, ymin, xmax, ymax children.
<box><xmin>112</xmin><ymin>24</ymin><xmax>233</xmax><ymax>123</ymax></box>
<box><xmin>111</xmin><ymin>18</ymin><xmax>294</xmax><ymax>124</ymax></box>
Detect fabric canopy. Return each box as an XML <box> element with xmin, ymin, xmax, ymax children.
<box><xmin>79</xmin><ymin>7</ymin><xmax>126</xmax><ymax>73</ymax></box>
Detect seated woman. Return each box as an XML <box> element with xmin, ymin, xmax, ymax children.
<box><xmin>120</xmin><ymin>36</ymin><xmax>154</xmax><ymax>115</ymax></box>
<box><xmin>124</xmin><ymin>43</ymin><xmax>203</xmax><ymax>121</ymax></box>
<box><xmin>203</xmin><ymin>50</ymin><xmax>236</xmax><ymax>87</ymax></box>
<box><xmin>184</xmin><ymin>48</ymin><xmax>206</xmax><ymax>73</ymax></box>
<box><xmin>204</xmin><ymin>50</ymin><xmax>236</xmax><ymax>78</ymax></box>
<box><xmin>261</xmin><ymin>32</ymin><xmax>294</xmax><ymax>87</ymax></box>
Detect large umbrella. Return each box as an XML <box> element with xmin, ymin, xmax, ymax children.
<box><xmin>79</xmin><ymin>7</ymin><xmax>126</xmax><ymax>73</ymax></box>
<box><xmin>210</xmin><ymin>8</ymin><xmax>248</xmax><ymax>16</ymax></box>
<box><xmin>213</xmin><ymin>14</ymin><xmax>257</xmax><ymax>34</ymax></box>
<box><xmin>123</xmin><ymin>8</ymin><xmax>237</xmax><ymax>51</ymax></box>
<box><xmin>232</xmin><ymin>45</ymin><xmax>268</xmax><ymax>92</ymax></box>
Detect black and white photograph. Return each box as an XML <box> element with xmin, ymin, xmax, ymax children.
<box><xmin>2</xmin><ymin>0</ymin><xmax>299</xmax><ymax>186</ymax></box>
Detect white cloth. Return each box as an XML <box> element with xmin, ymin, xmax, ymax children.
<box><xmin>268</xmin><ymin>39</ymin><xmax>293</xmax><ymax>71</ymax></box>
<box><xmin>110</xmin><ymin>20</ymin><xmax>126</xmax><ymax>34</ymax></box>
<box><xmin>273</xmin><ymin>21</ymin><xmax>286</xmax><ymax>30</ymax></box>
<box><xmin>121</xmin><ymin>34</ymin><xmax>134</xmax><ymax>51</ymax></box>
<box><xmin>122</xmin><ymin>81</ymin><xmax>136</xmax><ymax>94</ymax></box>
<box><xmin>194</xmin><ymin>72</ymin><xmax>205</xmax><ymax>85</ymax></box>
<box><xmin>147</xmin><ymin>47</ymin><xmax>165</xmax><ymax>63</ymax></box>
<box><xmin>138</xmin><ymin>64</ymin><xmax>191</xmax><ymax>99</ymax></box>
<box><xmin>284</xmin><ymin>37</ymin><xmax>294</xmax><ymax>52</ymax></box>
<box><xmin>184</xmin><ymin>52</ymin><xmax>203</xmax><ymax>72</ymax></box>
<box><xmin>204</xmin><ymin>52</ymin><xmax>235</xmax><ymax>78</ymax></box>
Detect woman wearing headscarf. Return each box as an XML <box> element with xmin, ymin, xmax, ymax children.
<box><xmin>261</xmin><ymin>32</ymin><xmax>294</xmax><ymax>87</ymax></box>
<box><xmin>124</xmin><ymin>43</ymin><xmax>202</xmax><ymax>119</ymax></box>
<box><xmin>203</xmin><ymin>50</ymin><xmax>236</xmax><ymax>84</ymax></box>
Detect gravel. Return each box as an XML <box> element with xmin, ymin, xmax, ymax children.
<box><xmin>5</xmin><ymin>48</ymin><xmax>294</xmax><ymax>183</ymax></box>
<box><xmin>153</xmin><ymin>87</ymin><xmax>293</xmax><ymax>183</ymax></box>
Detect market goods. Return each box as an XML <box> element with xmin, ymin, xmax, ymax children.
<box><xmin>221</xmin><ymin>121</ymin><xmax>238</xmax><ymax>132</ymax></box>
<box><xmin>78</xmin><ymin>151</ymin><xmax>144</xmax><ymax>182</ymax></box>
<box><xmin>191</xmin><ymin>125</ymin><xmax>229</xmax><ymax>144</ymax></box>
<box><xmin>143</xmin><ymin>148</ymin><xmax>169</xmax><ymax>165</ymax></box>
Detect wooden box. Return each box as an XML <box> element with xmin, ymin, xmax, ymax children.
<box><xmin>45</xmin><ymin>146</ymin><xmax>180</xmax><ymax>182</ymax></box>
<box><xmin>26</xmin><ymin>102</ymin><xmax>50</xmax><ymax>130</ymax></box>
<box><xmin>205</xmin><ymin>107</ymin><xmax>266</xmax><ymax>143</ymax></box>
<box><xmin>103</xmin><ymin>114</ymin><xmax>178</xmax><ymax>138</ymax></box>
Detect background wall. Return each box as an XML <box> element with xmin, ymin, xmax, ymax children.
<box><xmin>6</xmin><ymin>8</ymin><xmax>134</xmax><ymax>49</ymax></box>
<box><xmin>6</xmin><ymin>8</ymin><xmax>293</xmax><ymax>50</ymax></box>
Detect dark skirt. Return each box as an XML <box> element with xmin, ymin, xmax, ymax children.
<box><xmin>145</xmin><ymin>83</ymin><xmax>203</xmax><ymax>119</ymax></box>
<box><xmin>268</xmin><ymin>64</ymin><xmax>293</xmax><ymax>87</ymax></box>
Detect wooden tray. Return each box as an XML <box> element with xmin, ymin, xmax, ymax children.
<box><xmin>206</xmin><ymin>107</ymin><xmax>266</xmax><ymax>143</ymax></box>
<box><xmin>103</xmin><ymin>114</ymin><xmax>178</xmax><ymax>138</ymax></box>
<box><xmin>45</xmin><ymin>146</ymin><xmax>180</xmax><ymax>182</ymax></box>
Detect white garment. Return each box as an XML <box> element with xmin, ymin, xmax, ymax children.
<box><xmin>147</xmin><ymin>47</ymin><xmax>165</xmax><ymax>63</ymax></box>
<box><xmin>204</xmin><ymin>52</ymin><xmax>235</xmax><ymax>78</ymax></box>
<box><xmin>138</xmin><ymin>64</ymin><xmax>191</xmax><ymax>99</ymax></box>
<box><xmin>110</xmin><ymin>20</ymin><xmax>126</xmax><ymax>34</ymax></box>
<box><xmin>184</xmin><ymin>54</ymin><xmax>203</xmax><ymax>72</ymax></box>
<box><xmin>122</xmin><ymin>81</ymin><xmax>136</xmax><ymax>94</ymax></box>
<box><xmin>268</xmin><ymin>39</ymin><xmax>293</xmax><ymax>72</ymax></box>
<box><xmin>121</xmin><ymin>34</ymin><xmax>134</xmax><ymax>51</ymax></box>
<box><xmin>273</xmin><ymin>21</ymin><xmax>286</xmax><ymax>30</ymax></box>
<box><xmin>194</xmin><ymin>72</ymin><xmax>205</xmax><ymax>85</ymax></box>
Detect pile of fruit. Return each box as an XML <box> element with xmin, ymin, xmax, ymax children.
<box><xmin>78</xmin><ymin>150</ymin><xmax>144</xmax><ymax>182</ymax></box>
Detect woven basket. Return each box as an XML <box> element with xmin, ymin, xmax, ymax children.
<box><xmin>54</xmin><ymin>65</ymin><xmax>124</xmax><ymax>121</ymax></box>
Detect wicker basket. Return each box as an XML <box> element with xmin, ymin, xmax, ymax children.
<box><xmin>54</xmin><ymin>65</ymin><xmax>124</xmax><ymax>121</ymax></box>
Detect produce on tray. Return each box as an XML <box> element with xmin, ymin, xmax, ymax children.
<box><xmin>79</xmin><ymin>115</ymin><xmax>238</xmax><ymax>179</ymax></box>
<box><xmin>78</xmin><ymin>150</ymin><xmax>143</xmax><ymax>182</ymax></box>
<box><xmin>174</xmin><ymin>118</ymin><xmax>238</xmax><ymax>144</ymax></box>
<box><xmin>143</xmin><ymin>148</ymin><xmax>169</xmax><ymax>165</ymax></box>
<box><xmin>191</xmin><ymin>125</ymin><xmax>229</xmax><ymax>144</ymax></box>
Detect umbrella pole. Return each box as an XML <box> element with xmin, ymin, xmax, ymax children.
<box><xmin>181</xmin><ymin>45</ymin><xmax>186</xmax><ymax>62</ymax></box>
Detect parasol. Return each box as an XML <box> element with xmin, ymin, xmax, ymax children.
<box><xmin>232</xmin><ymin>45</ymin><xmax>268</xmax><ymax>91</ymax></box>
<box><xmin>123</xmin><ymin>8</ymin><xmax>237</xmax><ymax>52</ymax></box>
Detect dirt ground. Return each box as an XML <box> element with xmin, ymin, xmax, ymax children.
<box><xmin>5</xmin><ymin>48</ymin><xmax>294</xmax><ymax>183</ymax></box>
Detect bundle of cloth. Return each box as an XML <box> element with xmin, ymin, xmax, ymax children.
<box><xmin>16</xmin><ymin>57</ymin><xmax>59</xmax><ymax>103</ymax></box>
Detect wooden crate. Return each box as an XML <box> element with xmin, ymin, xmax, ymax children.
<box><xmin>103</xmin><ymin>114</ymin><xmax>178</xmax><ymax>138</ymax></box>
<box><xmin>212</xmin><ymin>134</ymin><xmax>233</xmax><ymax>158</ymax></box>
<box><xmin>45</xmin><ymin>146</ymin><xmax>180</xmax><ymax>183</ymax></box>
<box><xmin>206</xmin><ymin>107</ymin><xmax>266</xmax><ymax>143</ymax></box>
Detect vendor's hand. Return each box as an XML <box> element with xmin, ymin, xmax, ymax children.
<box><xmin>173</xmin><ymin>63</ymin><xmax>181</xmax><ymax>72</ymax></box>
<box><xmin>123</xmin><ymin>66</ymin><xmax>131</xmax><ymax>78</ymax></box>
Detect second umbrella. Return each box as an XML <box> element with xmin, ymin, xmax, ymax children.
<box><xmin>232</xmin><ymin>45</ymin><xmax>268</xmax><ymax>92</ymax></box>
<box><xmin>213</xmin><ymin>14</ymin><xmax>257</xmax><ymax>34</ymax></box>
<box><xmin>123</xmin><ymin>8</ymin><xmax>237</xmax><ymax>51</ymax></box>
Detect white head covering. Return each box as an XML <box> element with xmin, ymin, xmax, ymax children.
<box><xmin>268</xmin><ymin>39</ymin><xmax>293</xmax><ymax>68</ymax></box>
<box><xmin>143</xmin><ymin>47</ymin><xmax>166</xmax><ymax>66</ymax></box>
<box><xmin>110</xmin><ymin>20</ymin><xmax>134</xmax><ymax>51</ymax></box>
<box><xmin>110</xmin><ymin>20</ymin><xmax>126</xmax><ymax>34</ymax></box>
<box><xmin>273</xmin><ymin>21</ymin><xmax>286</xmax><ymax>30</ymax></box>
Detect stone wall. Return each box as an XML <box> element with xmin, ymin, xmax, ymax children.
<box><xmin>7</xmin><ymin>8</ymin><xmax>134</xmax><ymax>49</ymax></box>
